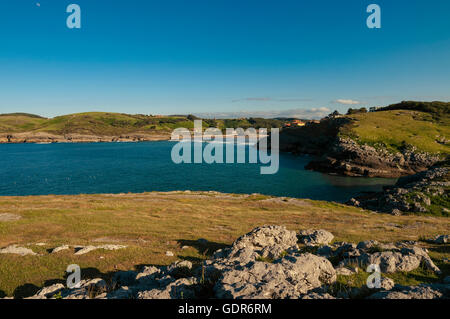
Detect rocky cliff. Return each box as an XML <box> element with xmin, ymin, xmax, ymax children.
<box><xmin>274</xmin><ymin>109</ymin><xmax>447</xmax><ymax>178</ymax></box>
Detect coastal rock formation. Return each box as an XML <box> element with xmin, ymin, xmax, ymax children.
<box><xmin>348</xmin><ymin>166</ymin><xmax>449</xmax><ymax>215</ymax></box>
<box><xmin>19</xmin><ymin>226</ymin><xmax>450</xmax><ymax>300</ymax></box>
<box><xmin>305</xmin><ymin>137</ymin><xmax>441</xmax><ymax>178</ymax></box>
<box><xmin>270</xmin><ymin>105</ymin><xmax>448</xmax><ymax>178</ymax></box>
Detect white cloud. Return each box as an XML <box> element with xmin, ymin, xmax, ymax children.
<box><xmin>194</xmin><ymin>107</ymin><xmax>331</xmax><ymax>120</ymax></box>
<box><xmin>333</xmin><ymin>99</ymin><xmax>361</xmax><ymax>105</ymax></box>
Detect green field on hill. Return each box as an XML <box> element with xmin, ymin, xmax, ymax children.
<box><xmin>0</xmin><ymin>112</ymin><xmax>286</xmax><ymax>136</ymax></box>
<box><xmin>340</xmin><ymin>109</ymin><xmax>450</xmax><ymax>155</ymax></box>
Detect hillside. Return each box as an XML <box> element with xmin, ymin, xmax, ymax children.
<box><xmin>277</xmin><ymin>102</ymin><xmax>449</xmax><ymax>178</ymax></box>
<box><xmin>340</xmin><ymin>109</ymin><xmax>449</xmax><ymax>155</ymax></box>
<box><xmin>0</xmin><ymin>112</ymin><xmax>286</xmax><ymax>143</ymax></box>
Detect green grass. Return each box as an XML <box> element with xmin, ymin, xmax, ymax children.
<box><xmin>0</xmin><ymin>112</ymin><xmax>286</xmax><ymax>136</ymax></box>
<box><xmin>339</xmin><ymin>110</ymin><xmax>450</xmax><ymax>155</ymax></box>
<box><xmin>0</xmin><ymin>191</ymin><xmax>449</xmax><ymax>297</ymax></box>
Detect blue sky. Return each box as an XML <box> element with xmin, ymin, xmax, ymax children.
<box><xmin>0</xmin><ymin>0</ymin><xmax>449</xmax><ymax>118</ymax></box>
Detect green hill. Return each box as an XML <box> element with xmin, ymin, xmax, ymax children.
<box><xmin>0</xmin><ymin>112</ymin><xmax>286</xmax><ymax>136</ymax></box>
<box><xmin>340</xmin><ymin>109</ymin><xmax>450</xmax><ymax>155</ymax></box>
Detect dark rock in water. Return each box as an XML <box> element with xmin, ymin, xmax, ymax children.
<box><xmin>347</xmin><ymin>166</ymin><xmax>449</xmax><ymax>215</ymax></box>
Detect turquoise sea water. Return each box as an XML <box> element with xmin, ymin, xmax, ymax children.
<box><xmin>0</xmin><ymin>141</ymin><xmax>396</xmax><ymax>202</ymax></box>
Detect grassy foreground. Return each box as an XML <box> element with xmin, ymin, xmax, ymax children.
<box><xmin>0</xmin><ymin>191</ymin><xmax>449</xmax><ymax>297</ymax></box>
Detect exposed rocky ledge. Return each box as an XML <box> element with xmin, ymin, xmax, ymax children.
<box><xmin>305</xmin><ymin>137</ymin><xmax>442</xmax><ymax>178</ymax></box>
<box><xmin>0</xmin><ymin>132</ymin><xmax>170</xmax><ymax>144</ymax></box>
<box><xmin>274</xmin><ymin>117</ymin><xmax>444</xmax><ymax>178</ymax></box>
<box><xmin>13</xmin><ymin>226</ymin><xmax>449</xmax><ymax>300</ymax></box>
<box><xmin>347</xmin><ymin>166</ymin><xmax>449</xmax><ymax>215</ymax></box>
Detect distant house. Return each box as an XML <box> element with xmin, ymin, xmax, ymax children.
<box><xmin>292</xmin><ymin>119</ymin><xmax>305</xmax><ymax>126</ymax></box>
<box><xmin>284</xmin><ymin>119</ymin><xmax>306</xmax><ymax>127</ymax></box>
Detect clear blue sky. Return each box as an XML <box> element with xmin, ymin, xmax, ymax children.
<box><xmin>0</xmin><ymin>0</ymin><xmax>449</xmax><ymax>118</ymax></box>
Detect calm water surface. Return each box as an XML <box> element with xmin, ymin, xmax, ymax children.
<box><xmin>0</xmin><ymin>142</ymin><xmax>396</xmax><ymax>202</ymax></box>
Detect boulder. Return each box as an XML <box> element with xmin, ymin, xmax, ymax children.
<box><xmin>298</xmin><ymin>229</ymin><xmax>334</xmax><ymax>246</ymax></box>
<box><xmin>214</xmin><ymin>253</ymin><xmax>336</xmax><ymax>299</ymax></box>
<box><xmin>367</xmin><ymin>284</ymin><xmax>448</xmax><ymax>299</ymax></box>
<box><xmin>28</xmin><ymin>283</ymin><xmax>65</xmax><ymax>299</ymax></box>
<box><xmin>51</xmin><ymin>245</ymin><xmax>70</xmax><ymax>253</ymax></box>
<box><xmin>335</xmin><ymin>266</ymin><xmax>358</xmax><ymax>276</ymax></box>
<box><xmin>341</xmin><ymin>246</ymin><xmax>440</xmax><ymax>274</ymax></box>
<box><xmin>380</xmin><ymin>277</ymin><xmax>395</xmax><ymax>290</ymax></box>
<box><xmin>136</xmin><ymin>266</ymin><xmax>161</xmax><ymax>284</ymax></box>
<box><xmin>137</xmin><ymin>277</ymin><xmax>197</xmax><ymax>299</ymax></box>
<box><xmin>0</xmin><ymin>244</ymin><xmax>37</xmax><ymax>256</ymax></box>
<box><xmin>229</xmin><ymin>225</ymin><xmax>298</xmax><ymax>260</ymax></box>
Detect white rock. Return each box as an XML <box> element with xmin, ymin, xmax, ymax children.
<box><xmin>0</xmin><ymin>244</ymin><xmax>37</xmax><ymax>256</ymax></box>
<box><xmin>51</xmin><ymin>245</ymin><xmax>70</xmax><ymax>253</ymax></box>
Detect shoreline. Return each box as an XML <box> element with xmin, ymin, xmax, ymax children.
<box><xmin>0</xmin><ymin>132</ymin><xmax>267</xmax><ymax>144</ymax></box>
<box><xmin>0</xmin><ymin>132</ymin><xmax>172</xmax><ymax>144</ymax></box>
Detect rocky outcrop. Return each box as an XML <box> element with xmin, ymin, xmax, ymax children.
<box><xmin>298</xmin><ymin>229</ymin><xmax>334</xmax><ymax>246</ymax></box>
<box><xmin>367</xmin><ymin>284</ymin><xmax>449</xmax><ymax>299</ymax></box>
<box><xmin>213</xmin><ymin>253</ymin><xmax>336</xmax><ymax>299</ymax></box>
<box><xmin>348</xmin><ymin>166</ymin><xmax>449</xmax><ymax>215</ymax></box>
<box><xmin>19</xmin><ymin>226</ymin><xmax>449</xmax><ymax>300</ymax></box>
<box><xmin>305</xmin><ymin>137</ymin><xmax>441</xmax><ymax>178</ymax></box>
<box><xmin>339</xmin><ymin>246</ymin><xmax>441</xmax><ymax>274</ymax></box>
<box><xmin>273</xmin><ymin>116</ymin><xmax>443</xmax><ymax>178</ymax></box>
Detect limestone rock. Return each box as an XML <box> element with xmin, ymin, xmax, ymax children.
<box><xmin>298</xmin><ymin>229</ymin><xmax>334</xmax><ymax>246</ymax></box>
<box><xmin>214</xmin><ymin>253</ymin><xmax>336</xmax><ymax>299</ymax></box>
<box><xmin>51</xmin><ymin>245</ymin><xmax>70</xmax><ymax>253</ymax></box>
<box><xmin>0</xmin><ymin>244</ymin><xmax>37</xmax><ymax>256</ymax></box>
<box><xmin>137</xmin><ymin>277</ymin><xmax>197</xmax><ymax>299</ymax></box>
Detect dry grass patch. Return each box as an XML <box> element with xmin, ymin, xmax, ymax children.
<box><xmin>0</xmin><ymin>191</ymin><xmax>449</xmax><ymax>297</ymax></box>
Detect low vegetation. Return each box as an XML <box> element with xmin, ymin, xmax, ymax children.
<box><xmin>0</xmin><ymin>112</ymin><xmax>286</xmax><ymax>136</ymax></box>
<box><xmin>0</xmin><ymin>191</ymin><xmax>448</xmax><ymax>297</ymax></box>
<box><xmin>339</xmin><ymin>109</ymin><xmax>450</xmax><ymax>155</ymax></box>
